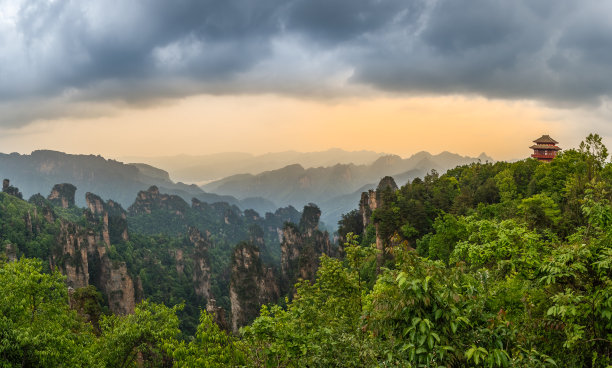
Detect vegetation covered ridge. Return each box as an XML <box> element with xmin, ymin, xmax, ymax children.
<box><xmin>1</xmin><ymin>133</ymin><xmax>612</xmax><ymax>366</ymax></box>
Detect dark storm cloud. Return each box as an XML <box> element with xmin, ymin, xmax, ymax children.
<box><xmin>349</xmin><ymin>0</ymin><xmax>612</xmax><ymax>107</ymax></box>
<box><xmin>1</xmin><ymin>0</ymin><xmax>611</xmax><ymax>126</ymax></box>
<box><xmin>284</xmin><ymin>0</ymin><xmax>421</xmax><ymax>43</ymax></box>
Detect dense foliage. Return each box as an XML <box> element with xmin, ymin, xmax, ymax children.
<box><xmin>1</xmin><ymin>134</ymin><xmax>612</xmax><ymax>366</ymax></box>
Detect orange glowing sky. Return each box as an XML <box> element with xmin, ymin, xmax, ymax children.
<box><xmin>0</xmin><ymin>94</ymin><xmax>600</xmax><ymax>162</ymax></box>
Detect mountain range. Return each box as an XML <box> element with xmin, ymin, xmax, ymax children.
<box><xmin>203</xmin><ymin>151</ymin><xmax>493</xmax><ymax>226</ymax></box>
<box><xmin>120</xmin><ymin>148</ymin><xmax>386</xmax><ymax>184</ymax></box>
<box><xmin>0</xmin><ymin>150</ymin><xmax>277</xmax><ymax>214</ymax></box>
<box><xmin>1</xmin><ymin>149</ymin><xmax>492</xmax><ymax>228</ymax></box>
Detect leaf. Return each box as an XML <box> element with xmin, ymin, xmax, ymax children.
<box><xmin>466</xmin><ymin>347</ymin><xmax>475</xmax><ymax>360</ymax></box>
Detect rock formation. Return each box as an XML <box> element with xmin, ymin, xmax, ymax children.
<box><xmin>22</xmin><ymin>188</ymin><xmax>138</xmax><ymax>315</ymax></box>
<box><xmin>280</xmin><ymin>204</ymin><xmax>334</xmax><ymax>295</ymax></box>
<box><xmin>189</xmin><ymin>227</ymin><xmax>212</xmax><ymax>302</ymax></box>
<box><xmin>47</xmin><ymin>209</ymin><xmax>136</xmax><ymax>315</ymax></box>
<box><xmin>230</xmin><ymin>242</ymin><xmax>279</xmax><ymax>333</ymax></box>
<box><xmin>206</xmin><ymin>298</ymin><xmax>229</xmax><ymax>331</ymax></box>
<box><xmin>358</xmin><ymin>176</ymin><xmax>398</xmax><ymax>268</ymax></box>
<box><xmin>28</xmin><ymin>194</ymin><xmax>56</xmax><ymax>223</ymax></box>
<box><xmin>86</xmin><ymin>192</ymin><xmax>129</xmax><ymax>245</ymax></box>
<box><xmin>2</xmin><ymin>179</ymin><xmax>23</xmax><ymax>199</ymax></box>
<box><xmin>48</xmin><ymin>183</ymin><xmax>77</xmax><ymax>208</ymax></box>
<box><xmin>128</xmin><ymin>186</ymin><xmax>189</xmax><ymax>216</ymax></box>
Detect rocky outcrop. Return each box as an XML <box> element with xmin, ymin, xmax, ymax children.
<box><xmin>280</xmin><ymin>204</ymin><xmax>334</xmax><ymax>295</ymax></box>
<box><xmin>377</xmin><ymin>176</ymin><xmax>399</xmax><ymax>192</ymax></box>
<box><xmin>206</xmin><ymin>298</ymin><xmax>229</xmax><ymax>331</ymax></box>
<box><xmin>28</xmin><ymin>194</ymin><xmax>56</xmax><ymax>223</ymax></box>
<box><xmin>171</xmin><ymin>249</ymin><xmax>185</xmax><ymax>275</ymax></box>
<box><xmin>30</xmin><ymin>189</ymin><xmax>137</xmax><ymax>315</ymax></box>
<box><xmin>189</xmin><ymin>227</ymin><xmax>212</xmax><ymax>302</ymax></box>
<box><xmin>2</xmin><ymin>179</ymin><xmax>23</xmax><ymax>199</ymax></box>
<box><xmin>358</xmin><ymin>176</ymin><xmax>398</xmax><ymax>268</ymax></box>
<box><xmin>49</xmin><ymin>215</ymin><xmax>136</xmax><ymax>315</ymax></box>
<box><xmin>359</xmin><ymin>176</ymin><xmax>398</xmax><ymax>229</ymax></box>
<box><xmin>48</xmin><ymin>183</ymin><xmax>76</xmax><ymax>208</ymax></box>
<box><xmin>230</xmin><ymin>242</ymin><xmax>279</xmax><ymax>333</ymax></box>
<box><xmin>86</xmin><ymin>192</ymin><xmax>129</xmax><ymax>245</ymax></box>
<box><xmin>52</xmin><ymin>221</ymin><xmax>91</xmax><ymax>289</ymax></box>
<box><xmin>98</xmin><ymin>258</ymin><xmax>136</xmax><ymax>315</ymax></box>
<box><xmin>193</xmin><ymin>200</ymin><xmax>242</xmax><ymax>225</ymax></box>
<box><xmin>128</xmin><ymin>186</ymin><xmax>189</xmax><ymax>216</ymax></box>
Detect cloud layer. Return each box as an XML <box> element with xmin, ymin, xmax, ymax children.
<box><xmin>1</xmin><ymin>0</ymin><xmax>611</xmax><ymax>126</ymax></box>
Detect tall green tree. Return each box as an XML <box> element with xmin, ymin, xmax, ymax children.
<box><xmin>0</xmin><ymin>258</ymin><xmax>92</xmax><ymax>367</ymax></box>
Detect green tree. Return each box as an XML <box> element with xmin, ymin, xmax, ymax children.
<box><xmin>92</xmin><ymin>301</ymin><xmax>181</xmax><ymax>368</ymax></box>
<box><xmin>173</xmin><ymin>311</ymin><xmax>246</xmax><ymax>367</ymax></box>
<box><xmin>243</xmin><ymin>236</ymin><xmax>377</xmax><ymax>367</ymax></box>
<box><xmin>0</xmin><ymin>258</ymin><xmax>92</xmax><ymax>367</ymax></box>
<box><xmin>579</xmin><ymin>133</ymin><xmax>609</xmax><ymax>181</ymax></box>
<box><xmin>518</xmin><ymin>194</ymin><xmax>561</xmax><ymax>230</ymax></box>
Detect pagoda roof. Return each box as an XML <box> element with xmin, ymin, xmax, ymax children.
<box><xmin>530</xmin><ymin>144</ymin><xmax>562</xmax><ymax>150</ymax></box>
<box><xmin>533</xmin><ymin>135</ymin><xmax>558</xmax><ymax>144</ymax></box>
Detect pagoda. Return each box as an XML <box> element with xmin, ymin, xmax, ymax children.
<box><xmin>530</xmin><ymin>135</ymin><xmax>561</xmax><ymax>162</ymax></box>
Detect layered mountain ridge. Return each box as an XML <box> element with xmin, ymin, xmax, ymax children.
<box><xmin>0</xmin><ymin>150</ymin><xmax>276</xmax><ymax>215</ymax></box>
<box><xmin>0</xmin><ymin>176</ymin><xmax>326</xmax><ymax>334</ymax></box>
<box><xmin>121</xmin><ymin>148</ymin><xmax>386</xmax><ymax>183</ymax></box>
<box><xmin>203</xmin><ymin>151</ymin><xmax>493</xmax><ymax>226</ymax></box>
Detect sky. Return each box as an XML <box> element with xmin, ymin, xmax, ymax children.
<box><xmin>1</xmin><ymin>0</ymin><xmax>611</xmax><ymax>161</ymax></box>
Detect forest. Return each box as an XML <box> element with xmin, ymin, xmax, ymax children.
<box><xmin>1</xmin><ymin>133</ymin><xmax>612</xmax><ymax>367</ymax></box>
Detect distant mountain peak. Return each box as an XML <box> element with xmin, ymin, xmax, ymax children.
<box><xmin>372</xmin><ymin>154</ymin><xmax>402</xmax><ymax>167</ymax></box>
<box><xmin>281</xmin><ymin>163</ymin><xmax>305</xmax><ymax>171</ymax></box>
<box><xmin>477</xmin><ymin>152</ymin><xmax>494</xmax><ymax>162</ymax></box>
<box><xmin>436</xmin><ymin>151</ymin><xmax>461</xmax><ymax>158</ymax></box>
<box><xmin>412</xmin><ymin>151</ymin><xmax>433</xmax><ymax>158</ymax></box>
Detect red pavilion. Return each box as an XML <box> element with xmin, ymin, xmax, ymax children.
<box><xmin>530</xmin><ymin>135</ymin><xmax>561</xmax><ymax>162</ymax></box>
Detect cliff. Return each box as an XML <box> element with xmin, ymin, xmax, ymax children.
<box><xmin>280</xmin><ymin>204</ymin><xmax>334</xmax><ymax>295</ymax></box>
<box><xmin>48</xmin><ymin>183</ymin><xmax>77</xmax><ymax>208</ymax></box>
<box><xmin>359</xmin><ymin>176</ymin><xmax>398</xmax><ymax>267</ymax></box>
<box><xmin>128</xmin><ymin>185</ymin><xmax>189</xmax><ymax>216</ymax></box>
<box><xmin>2</xmin><ymin>179</ymin><xmax>22</xmax><ymax>199</ymax></box>
<box><xmin>46</xmin><ymin>189</ymin><xmax>137</xmax><ymax>314</ymax></box>
<box><xmin>189</xmin><ymin>227</ymin><xmax>212</xmax><ymax>302</ymax></box>
<box><xmin>86</xmin><ymin>192</ymin><xmax>129</xmax><ymax>245</ymax></box>
<box><xmin>229</xmin><ymin>240</ymin><xmax>279</xmax><ymax>333</ymax></box>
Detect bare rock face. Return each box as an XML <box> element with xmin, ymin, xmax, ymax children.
<box><xmin>128</xmin><ymin>186</ymin><xmax>189</xmax><ymax>216</ymax></box>
<box><xmin>359</xmin><ymin>176</ymin><xmax>398</xmax><ymax>229</ymax></box>
<box><xmin>359</xmin><ymin>191</ymin><xmax>375</xmax><ymax>228</ymax></box>
<box><xmin>99</xmin><ymin>260</ymin><xmax>136</xmax><ymax>315</ymax></box>
<box><xmin>206</xmin><ymin>298</ymin><xmax>229</xmax><ymax>331</ymax></box>
<box><xmin>48</xmin><ymin>183</ymin><xmax>76</xmax><ymax>208</ymax></box>
<box><xmin>280</xmin><ymin>204</ymin><xmax>333</xmax><ymax>295</ymax></box>
<box><xmin>4</xmin><ymin>182</ymin><xmax>136</xmax><ymax>316</ymax></box>
<box><xmin>44</xmin><ymin>190</ymin><xmax>136</xmax><ymax>315</ymax></box>
<box><xmin>2</xmin><ymin>179</ymin><xmax>23</xmax><ymax>199</ymax></box>
<box><xmin>86</xmin><ymin>192</ymin><xmax>129</xmax><ymax>245</ymax></box>
<box><xmin>230</xmin><ymin>242</ymin><xmax>279</xmax><ymax>333</ymax></box>
<box><xmin>359</xmin><ymin>176</ymin><xmax>399</xmax><ymax>268</ymax></box>
<box><xmin>172</xmin><ymin>249</ymin><xmax>185</xmax><ymax>275</ymax></box>
<box><xmin>49</xmin><ymin>217</ymin><xmax>137</xmax><ymax>315</ymax></box>
<box><xmin>86</xmin><ymin>192</ymin><xmax>106</xmax><ymax>215</ymax></box>
<box><xmin>189</xmin><ymin>227</ymin><xmax>212</xmax><ymax>302</ymax></box>
<box><xmin>52</xmin><ymin>221</ymin><xmax>91</xmax><ymax>289</ymax></box>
